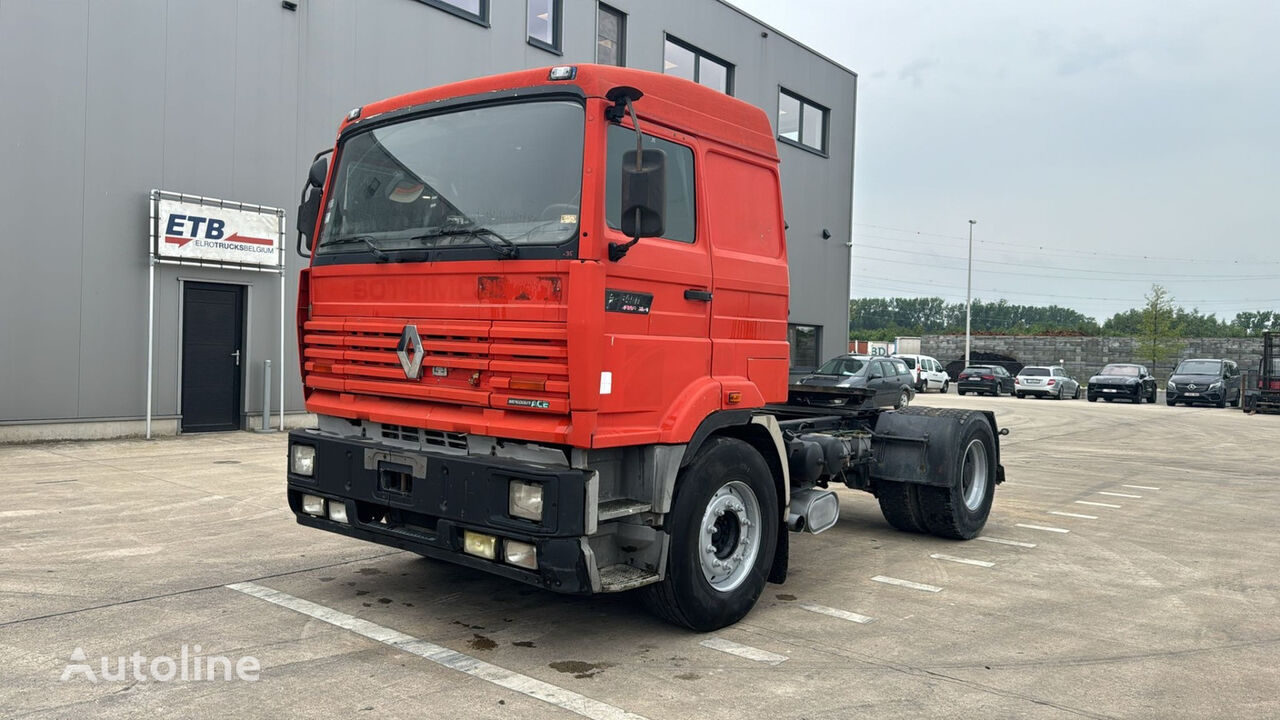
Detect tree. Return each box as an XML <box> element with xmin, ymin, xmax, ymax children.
<box><xmin>1139</xmin><ymin>284</ymin><xmax>1183</xmax><ymax>371</ymax></box>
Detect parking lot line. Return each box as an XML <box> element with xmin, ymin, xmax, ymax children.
<box><xmin>929</xmin><ymin>553</ymin><xmax>995</xmax><ymax>568</ymax></box>
<box><xmin>699</xmin><ymin>637</ymin><xmax>789</xmax><ymax>665</ymax></box>
<box><xmin>975</xmin><ymin>536</ymin><xmax>1037</xmax><ymax>548</ymax></box>
<box><xmin>1123</xmin><ymin>484</ymin><xmax>1160</xmax><ymax>490</ymax></box>
<box><xmin>1075</xmin><ymin>500</ymin><xmax>1121</xmax><ymax>508</ymax></box>
<box><xmin>871</xmin><ymin>575</ymin><xmax>944</xmax><ymax>592</ymax></box>
<box><xmin>227</xmin><ymin>582</ymin><xmax>649</xmax><ymax>720</ymax></box>
<box><xmin>799</xmin><ymin>603</ymin><xmax>877</xmax><ymax>624</ymax></box>
<box><xmin>1015</xmin><ymin>523</ymin><xmax>1070</xmax><ymax>533</ymax></box>
<box><xmin>1049</xmin><ymin>511</ymin><xmax>1098</xmax><ymax>519</ymax></box>
<box><xmin>1098</xmin><ymin>491</ymin><xmax>1142</xmax><ymax>498</ymax></box>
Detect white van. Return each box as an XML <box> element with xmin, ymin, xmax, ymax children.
<box><xmin>893</xmin><ymin>354</ymin><xmax>949</xmax><ymax>393</ymax></box>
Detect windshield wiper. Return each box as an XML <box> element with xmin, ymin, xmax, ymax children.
<box><xmin>324</xmin><ymin>235</ymin><xmax>389</xmax><ymax>261</ymax></box>
<box><xmin>411</xmin><ymin>226</ymin><xmax>519</xmax><ymax>259</ymax></box>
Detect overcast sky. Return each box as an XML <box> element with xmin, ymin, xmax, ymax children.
<box><xmin>725</xmin><ymin>0</ymin><xmax>1280</xmax><ymax>322</ymax></box>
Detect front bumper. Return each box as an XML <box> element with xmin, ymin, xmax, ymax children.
<box><xmin>1168</xmin><ymin>387</ymin><xmax>1224</xmax><ymax>404</ymax></box>
<box><xmin>1088</xmin><ymin>384</ymin><xmax>1141</xmax><ymax>399</ymax></box>
<box><xmin>287</xmin><ymin>428</ymin><xmax>595</xmax><ymax>594</ymax></box>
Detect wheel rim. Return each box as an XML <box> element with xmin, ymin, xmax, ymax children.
<box><xmin>960</xmin><ymin>438</ymin><xmax>990</xmax><ymax>512</ymax></box>
<box><xmin>899</xmin><ymin>390</ymin><xmax>910</xmax><ymax>408</ymax></box>
<box><xmin>698</xmin><ymin>480</ymin><xmax>762</xmax><ymax>593</ymax></box>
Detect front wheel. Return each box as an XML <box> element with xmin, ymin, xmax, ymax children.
<box><xmin>642</xmin><ymin>437</ymin><xmax>778</xmax><ymax>631</ymax></box>
<box><xmin>1073</xmin><ymin>386</ymin><xmax>1080</xmax><ymax>400</ymax></box>
<box><xmin>958</xmin><ymin>389</ymin><xmax>966</xmax><ymax>396</ymax></box>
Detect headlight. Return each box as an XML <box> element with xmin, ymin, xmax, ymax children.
<box><xmin>1167</xmin><ymin>381</ymin><xmax>1175</xmax><ymax>390</ymax></box>
<box><xmin>301</xmin><ymin>494</ymin><xmax>325</xmax><ymax>516</ymax></box>
<box><xmin>290</xmin><ymin>444</ymin><xmax>316</xmax><ymax>476</ymax></box>
<box><xmin>509</xmin><ymin>481</ymin><xmax>544</xmax><ymax>522</ymax></box>
<box><xmin>1210</xmin><ymin>381</ymin><xmax>1223</xmax><ymax>390</ymax></box>
<box><xmin>504</xmin><ymin>540</ymin><xmax>538</xmax><ymax>570</ymax></box>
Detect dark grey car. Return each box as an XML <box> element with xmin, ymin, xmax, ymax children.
<box><xmin>1166</xmin><ymin>358</ymin><xmax>1241</xmax><ymax>408</ymax></box>
<box><xmin>796</xmin><ymin>354</ymin><xmax>916</xmax><ymax>409</ymax></box>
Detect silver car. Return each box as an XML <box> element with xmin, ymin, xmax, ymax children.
<box><xmin>1015</xmin><ymin>365</ymin><xmax>1080</xmax><ymax>400</ymax></box>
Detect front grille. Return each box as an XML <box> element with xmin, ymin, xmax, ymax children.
<box><xmin>380</xmin><ymin>423</ymin><xmax>468</xmax><ymax>450</ymax></box>
<box><xmin>302</xmin><ymin>318</ymin><xmax>569</xmax><ymax>414</ymax></box>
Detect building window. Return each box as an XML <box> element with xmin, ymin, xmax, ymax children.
<box><xmin>777</xmin><ymin>89</ymin><xmax>828</xmax><ymax>154</ymax></box>
<box><xmin>527</xmin><ymin>0</ymin><xmax>562</xmax><ymax>54</ymax></box>
<box><xmin>597</xmin><ymin>4</ymin><xmax>626</xmax><ymax>66</ymax></box>
<box><xmin>417</xmin><ymin>0</ymin><xmax>489</xmax><ymax>26</ymax></box>
<box><xmin>663</xmin><ymin>35</ymin><xmax>733</xmax><ymax>95</ymax></box>
<box><xmin>605</xmin><ymin>126</ymin><xmax>697</xmax><ymax>243</ymax></box>
<box><xmin>788</xmin><ymin>324</ymin><xmax>822</xmax><ymax>370</ymax></box>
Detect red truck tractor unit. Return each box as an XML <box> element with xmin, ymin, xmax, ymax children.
<box><xmin>287</xmin><ymin>65</ymin><xmax>1006</xmax><ymax>630</ymax></box>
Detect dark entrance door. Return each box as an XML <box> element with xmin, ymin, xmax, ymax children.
<box><xmin>181</xmin><ymin>282</ymin><xmax>245</xmax><ymax>432</ymax></box>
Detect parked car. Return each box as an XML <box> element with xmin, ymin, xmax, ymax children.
<box><xmin>1166</xmin><ymin>358</ymin><xmax>1241</xmax><ymax>408</ymax></box>
<box><xmin>1015</xmin><ymin>365</ymin><xmax>1080</xmax><ymax>399</ymax></box>
<box><xmin>1087</xmin><ymin>363</ymin><xmax>1157</xmax><ymax>403</ymax></box>
<box><xmin>795</xmin><ymin>354</ymin><xmax>917</xmax><ymax>408</ymax></box>
<box><xmin>957</xmin><ymin>365</ymin><xmax>1016</xmax><ymax>396</ymax></box>
<box><xmin>893</xmin><ymin>353</ymin><xmax>950</xmax><ymax>393</ymax></box>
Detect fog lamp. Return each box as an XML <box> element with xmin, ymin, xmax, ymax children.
<box><xmin>301</xmin><ymin>494</ymin><xmax>326</xmax><ymax>516</ymax></box>
<box><xmin>463</xmin><ymin>530</ymin><xmax>498</xmax><ymax>560</ymax></box>
<box><xmin>327</xmin><ymin>501</ymin><xmax>349</xmax><ymax>524</ymax></box>
<box><xmin>504</xmin><ymin>540</ymin><xmax>538</xmax><ymax>570</ymax></box>
<box><xmin>509</xmin><ymin>481</ymin><xmax>544</xmax><ymax>522</ymax></box>
<box><xmin>290</xmin><ymin>444</ymin><xmax>316</xmax><ymax>476</ymax></box>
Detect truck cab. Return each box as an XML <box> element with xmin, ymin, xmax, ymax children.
<box><xmin>287</xmin><ymin>65</ymin><xmax>1003</xmax><ymax>631</ymax></box>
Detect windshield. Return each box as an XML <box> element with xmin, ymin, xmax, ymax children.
<box><xmin>317</xmin><ymin>100</ymin><xmax>585</xmax><ymax>257</ymax></box>
<box><xmin>1100</xmin><ymin>364</ymin><xmax>1140</xmax><ymax>376</ymax></box>
<box><xmin>1021</xmin><ymin>367</ymin><xmax>1050</xmax><ymax>376</ymax></box>
<box><xmin>816</xmin><ymin>357</ymin><xmax>866</xmax><ymax>376</ymax></box>
<box><xmin>1175</xmin><ymin>360</ymin><xmax>1222</xmax><ymax>375</ymax></box>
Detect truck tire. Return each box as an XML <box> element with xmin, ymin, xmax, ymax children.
<box><xmin>876</xmin><ymin>481</ymin><xmax>927</xmax><ymax>533</ymax></box>
<box><xmin>641</xmin><ymin>437</ymin><xmax>779</xmax><ymax>631</ymax></box>
<box><xmin>915</xmin><ymin>413</ymin><xmax>997</xmax><ymax>539</ymax></box>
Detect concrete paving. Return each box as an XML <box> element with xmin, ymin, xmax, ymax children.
<box><xmin>2</xmin><ymin>394</ymin><xmax>1278</xmax><ymax>719</ymax></box>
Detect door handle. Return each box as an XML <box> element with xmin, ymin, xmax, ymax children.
<box><xmin>231</xmin><ymin>350</ymin><xmax>241</xmax><ymax>366</ymax></box>
<box><xmin>684</xmin><ymin>289</ymin><xmax>713</xmax><ymax>302</ymax></box>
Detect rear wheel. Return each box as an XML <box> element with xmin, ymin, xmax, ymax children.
<box><xmin>1016</xmin><ymin>392</ymin><xmax>1025</xmax><ymax>399</ymax></box>
<box><xmin>895</xmin><ymin>389</ymin><xmax>912</xmax><ymax>410</ymax></box>
<box><xmin>957</xmin><ymin>389</ymin><xmax>966</xmax><ymax>396</ymax></box>
<box><xmin>941</xmin><ymin>380</ymin><xmax>950</xmax><ymax>393</ymax></box>
<box><xmin>917</xmin><ymin>416</ymin><xmax>997</xmax><ymax>539</ymax></box>
<box><xmin>642</xmin><ymin>437</ymin><xmax>778</xmax><ymax>631</ymax></box>
<box><xmin>1056</xmin><ymin>385</ymin><xmax>1064</xmax><ymax>400</ymax></box>
<box><xmin>877</xmin><ymin>482</ymin><xmax>927</xmax><ymax>533</ymax></box>
<box><xmin>1073</xmin><ymin>386</ymin><xmax>1080</xmax><ymax>399</ymax></box>
<box><xmin>1150</xmin><ymin>386</ymin><xmax>1158</xmax><ymax>403</ymax></box>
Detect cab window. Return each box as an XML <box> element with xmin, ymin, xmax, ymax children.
<box><xmin>606</xmin><ymin>125</ymin><xmax>696</xmax><ymax>243</ymax></box>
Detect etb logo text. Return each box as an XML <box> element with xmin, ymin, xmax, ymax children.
<box><xmin>166</xmin><ymin>214</ymin><xmax>226</xmax><ymax>240</ymax></box>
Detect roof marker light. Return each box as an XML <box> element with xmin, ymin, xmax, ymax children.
<box><xmin>548</xmin><ymin>66</ymin><xmax>576</xmax><ymax>81</ymax></box>
<box><xmin>346</xmin><ymin>107</ymin><xmax>362</xmax><ymax>121</ymax></box>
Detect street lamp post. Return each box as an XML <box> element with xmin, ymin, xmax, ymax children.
<box><xmin>965</xmin><ymin>219</ymin><xmax>976</xmax><ymax>368</ymax></box>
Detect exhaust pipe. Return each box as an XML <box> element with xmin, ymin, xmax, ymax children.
<box><xmin>787</xmin><ymin>488</ymin><xmax>840</xmax><ymax>534</ymax></box>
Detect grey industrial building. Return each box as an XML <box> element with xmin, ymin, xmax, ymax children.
<box><xmin>0</xmin><ymin>0</ymin><xmax>855</xmax><ymax>440</ymax></box>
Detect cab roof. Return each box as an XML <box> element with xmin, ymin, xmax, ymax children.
<box><xmin>345</xmin><ymin>64</ymin><xmax>780</xmax><ymax>162</ymax></box>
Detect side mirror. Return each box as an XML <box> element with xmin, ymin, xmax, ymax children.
<box><xmin>296</xmin><ymin>155</ymin><xmax>330</xmax><ymax>256</ymax></box>
<box><xmin>619</xmin><ymin>148</ymin><xmax>666</xmax><ymax>239</ymax></box>
<box><xmin>308</xmin><ymin>156</ymin><xmax>329</xmax><ymax>189</ymax></box>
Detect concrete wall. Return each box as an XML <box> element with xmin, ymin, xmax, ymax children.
<box><xmin>921</xmin><ymin>335</ymin><xmax>1265</xmax><ymax>381</ymax></box>
<box><xmin>1</xmin><ymin>0</ymin><xmax>854</xmax><ymax>433</ymax></box>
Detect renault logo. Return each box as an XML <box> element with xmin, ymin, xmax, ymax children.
<box><xmin>396</xmin><ymin>324</ymin><xmax>424</xmax><ymax>379</ymax></box>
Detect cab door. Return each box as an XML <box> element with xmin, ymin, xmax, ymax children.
<box><xmin>597</xmin><ymin>123</ymin><xmax>713</xmax><ymax>438</ymax></box>
<box><xmin>703</xmin><ymin>147</ymin><xmax>791</xmax><ymax>406</ymax></box>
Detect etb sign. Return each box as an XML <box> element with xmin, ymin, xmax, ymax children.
<box><xmin>155</xmin><ymin>195</ymin><xmax>283</xmax><ymax>268</ymax></box>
